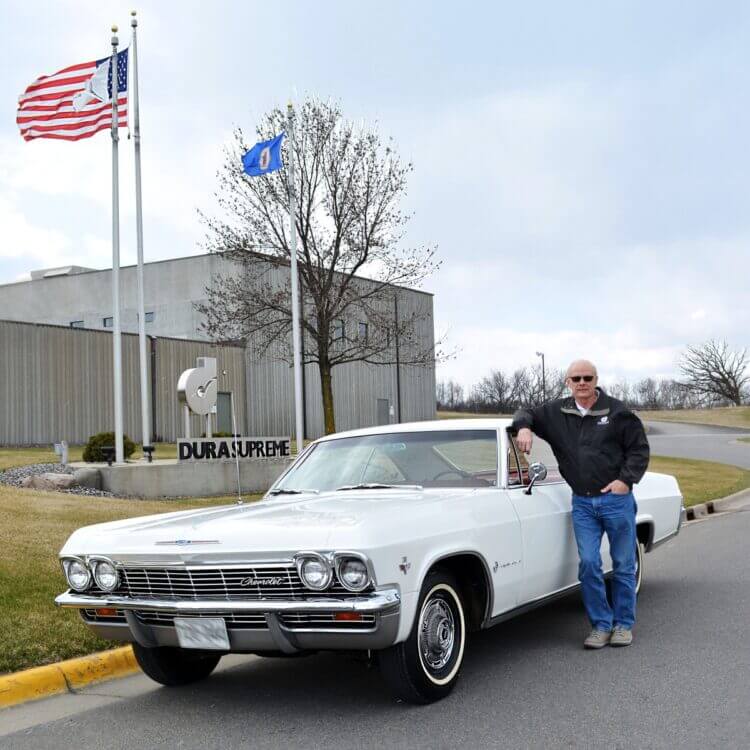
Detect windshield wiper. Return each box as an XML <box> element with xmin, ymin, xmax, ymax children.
<box><xmin>336</xmin><ymin>483</ymin><xmax>423</xmax><ymax>491</ymax></box>
<box><xmin>268</xmin><ymin>488</ymin><xmax>320</xmax><ymax>495</ymax></box>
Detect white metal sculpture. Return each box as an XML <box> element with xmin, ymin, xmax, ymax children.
<box><xmin>177</xmin><ymin>357</ymin><xmax>218</xmax><ymax>438</ymax></box>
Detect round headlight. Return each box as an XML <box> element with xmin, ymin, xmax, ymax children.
<box><xmin>92</xmin><ymin>560</ymin><xmax>119</xmax><ymax>592</ymax></box>
<box><xmin>337</xmin><ymin>558</ymin><xmax>370</xmax><ymax>592</ymax></box>
<box><xmin>64</xmin><ymin>559</ymin><xmax>91</xmax><ymax>591</ymax></box>
<box><xmin>297</xmin><ymin>556</ymin><xmax>332</xmax><ymax>590</ymax></box>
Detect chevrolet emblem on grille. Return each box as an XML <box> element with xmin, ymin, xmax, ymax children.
<box><xmin>240</xmin><ymin>576</ymin><xmax>285</xmax><ymax>587</ymax></box>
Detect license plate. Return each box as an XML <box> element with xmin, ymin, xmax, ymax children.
<box><xmin>174</xmin><ymin>617</ymin><xmax>229</xmax><ymax>650</ymax></box>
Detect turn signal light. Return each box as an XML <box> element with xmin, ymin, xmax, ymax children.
<box><xmin>333</xmin><ymin>612</ymin><xmax>363</xmax><ymax>622</ymax></box>
<box><xmin>95</xmin><ymin>608</ymin><xmax>118</xmax><ymax>617</ymax></box>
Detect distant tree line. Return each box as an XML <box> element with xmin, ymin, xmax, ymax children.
<box><xmin>437</xmin><ymin>339</ymin><xmax>749</xmax><ymax>413</ymax></box>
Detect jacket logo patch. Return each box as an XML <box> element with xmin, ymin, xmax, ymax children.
<box><xmin>597</xmin><ymin>416</ymin><xmax>609</xmax><ymax>425</ymax></box>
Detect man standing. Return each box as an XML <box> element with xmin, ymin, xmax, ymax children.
<box><xmin>512</xmin><ymin>359</ymin><xmax>649</xmax><ymax>649</ymax></box>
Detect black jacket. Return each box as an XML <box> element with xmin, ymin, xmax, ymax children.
<box><xmin>511</xmin><ymin>388</ymin><xmax>649</xmax><ymax>496</ymax></box>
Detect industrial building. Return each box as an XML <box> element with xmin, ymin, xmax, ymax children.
<box><xmin>0</xmin><ymin>253</ymin><xmax>436</xmax><ymax>445</ymax></box>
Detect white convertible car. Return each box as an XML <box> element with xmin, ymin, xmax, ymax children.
<box><xmin>56</xmin><ymin>419</ymin><xmax>685</xmax><ymax>703</ymax></box>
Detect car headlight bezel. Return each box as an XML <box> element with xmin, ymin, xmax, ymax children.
<box><xmin>294</xmin><ymin>551</ymin><xmax>333</xmax><ymax>591</ymax></box>
<box><xmin>62</xmin><ymin>556</ymin><xmax>92</xmax><ymax>592</ymax></box>
<box><xmin>333</xmin><ymin>551</ymin><xmax>374</xmax><ymax>593</ymax></box>
<box><xmin>90</xmin><ymin>557</ymin><xmax>119</xmax><ymax>593</ymax></box>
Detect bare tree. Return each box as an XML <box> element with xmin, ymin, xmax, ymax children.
<box><xmin>635</xmin><ymin>377</ymin><xmax>661</xmax><ymax>410</ymax></box>
<box><xmin>678</xmin><ymin>339</ymin><xmax>749</xmax><ymax>406</ymax></box>
<box><xmin>475</xmin><ymin>369</ymin><xmax>512</xmax><ymax>413</ymax></box>
<box><xmin>198</xmin><ymin>99</ymin><xmax>441</xmax><ymax>433</ymax></box>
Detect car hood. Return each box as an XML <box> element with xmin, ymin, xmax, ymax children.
<box><xmin>59</xmin><ymin>489</ymin><xmax>466</xmax><ymax>559</ymax></box>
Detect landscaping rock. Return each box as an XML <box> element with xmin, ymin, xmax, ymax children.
<box><xmin>32</xmin><ymin>473</ymin><xmax>78</xmax><ymax>491</ymax></box>
<box><xmin>0</xmin><ymin>463</ymin><xmax>115</xmax><ymax>497</ymax></box>
<box><xmin>73</xmin><ymin>467</ymin><xmax>102</xmax><ymax>490</ymax></box>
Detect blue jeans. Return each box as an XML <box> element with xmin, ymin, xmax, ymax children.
<box><xmin>571</xmin><ymin>492</ymin><xmax>637</xmax><ymax>631</ymax></box>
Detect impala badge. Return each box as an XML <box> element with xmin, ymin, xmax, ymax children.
<box><xmin>399</xmin><ymin>556</ymin><xmax>411</xmax><ymax>575</ymax></box>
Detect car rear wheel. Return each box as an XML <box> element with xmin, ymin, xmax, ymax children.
<box><xmin>378</xmin><ymin>569</ymin><xmax>466</xmax><ymax>704</ymax></box>
<box><xmin>635</xmin><ymin>540</ymin><xmax>644</xmax><ymax>594</ymax></box>
<box><xmin>606</xmin><ymin>540</ymin><xmax>644</xmax><ymax>601</ymax></box>
<box><xmin>132</xmin><ymin>643</ymin><xmax>222</xmax><ymax>686</ymax></box>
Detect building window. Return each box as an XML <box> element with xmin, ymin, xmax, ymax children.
<box><xmin>103</xmin><ymin>316</ymin><xmax>113</xmax><ymax>328</ymax></box>
<box><xmin>333</xmin><ymin>319</ymin><xmax>345</xmax><ymax>342</ymax></box>
<box><xmin>70</xmin><ymin>320</ymin><xmax>84</xmax><ymax>328</ymax></box>
<box><xmin>357</xmin><ymin>322</ymin><xmax>368</xmax><ymax>343</ymax></box>
<box><xmin>145</xmin><ymin>311</ymin><xmax>155</xmax><ymax>323</ymax></box>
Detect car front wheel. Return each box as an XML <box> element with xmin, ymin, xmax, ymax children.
<box><xmin>132</xmin><ymin>643</ymin><xmax>222</xmax><ymax>686</ymax></box>
<box><xmin>378</xmin><ymin>569</ymin><xmax>466</xmax><ymax>704</ymax></box>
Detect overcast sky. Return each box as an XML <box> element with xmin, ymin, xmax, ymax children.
<box><xmin>1</xmin><ymin>1</ymin><xmax>748</xmax><ymax>389</ymax></box>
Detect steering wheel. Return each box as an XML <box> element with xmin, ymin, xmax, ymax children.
<box><xmin>430</xmin><ymin>469</ymin><xmax>470</xmax><ymax>481</ymax></box>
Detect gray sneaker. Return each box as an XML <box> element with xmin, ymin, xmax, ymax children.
<box><xmin>610</xmin><ymin>626</ymin><xmax>633</xmax><ymax>647</ymax></box>
<box><xmin>584</xmin><ymin>629</ymin><xmax>612</xmax><ymax>649</ymax></box>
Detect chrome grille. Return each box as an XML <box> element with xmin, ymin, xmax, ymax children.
<box><xmin>281</xmin><ymin>613</ymin><xmax>376</xmax><ymax>631</ymax></box>
<box><xmin>116</xmin><ymin>564</ymin><xmax>356</xmax><ymax>600</ymax></box>
<box><xmin>135</xmin><ymin>610</ymin><xmax>268</xmax><ymax>629</ymax></box>
<box><xmin>133</xmin><ymin>611</ymin><xmax>376</xmax><ymax>631</ymax></box>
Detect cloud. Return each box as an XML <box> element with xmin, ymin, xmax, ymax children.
<box><xmin>0</xmin><ymin>195</ymin><xmax>71</xmax><ymax>262</ymax></box>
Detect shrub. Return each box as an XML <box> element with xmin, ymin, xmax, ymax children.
<box><xmin>83</xmin><ymin>432</ymin><xmax>136</xmax><ymax>462</ymax></box>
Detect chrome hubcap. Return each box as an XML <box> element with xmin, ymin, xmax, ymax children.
<box><xmin>419</xmin><ymin>597</ymin><xmax>455</xmax><ymax>670</ymax></box>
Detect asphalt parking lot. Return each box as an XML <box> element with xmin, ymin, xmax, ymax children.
<box><xmin>3</xmin><ymin>503</ymin><xmax>749</xmax><ymax>750</ymax></box>
<box><xmin>645</xmin><ymin>420</ymin><xmax>750</xmax><ymax>469</ymax></box>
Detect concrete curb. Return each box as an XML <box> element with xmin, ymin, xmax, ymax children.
<box><xmin>685</xmin><ymin>487</ymin><xmax>750</xmax><ymax>521</ymax></box>
<box><xmin>0</xmin><ymin>646</ymin><xmax>138</xmax><ymax>710</ymax></box>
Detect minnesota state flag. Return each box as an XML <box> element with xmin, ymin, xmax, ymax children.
<box><xmin>242</xmin><ymin>132</ymin><xmax>285</xmax><ymax>176</ymax></box>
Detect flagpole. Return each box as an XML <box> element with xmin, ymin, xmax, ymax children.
<box><xmin>131</xmin><ymin>10</ymin><xmax>151</xmax><ymax>453</ymax></box>
<box><xmin>110</xmin><ymin>25</ymin><xmax>124</xmax><ymax>464</ymax></box>
<box><xmin>286</xmin><ymin>102</ymin><xmax>305</xmax><ymax>453</ymax></box>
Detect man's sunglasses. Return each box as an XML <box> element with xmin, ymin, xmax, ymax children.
<box><xmin>569</xmin><ymin>375</ymin><xmax>595</xmax><ymax>383</ymax></box>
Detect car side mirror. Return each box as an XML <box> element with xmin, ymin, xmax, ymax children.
<box><xmin>524</xmin><ymin>462</ymin><xmax>547</xmax><ymax>495</ymax></box>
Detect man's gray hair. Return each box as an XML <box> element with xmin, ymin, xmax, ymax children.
<box><xmin>565</xmin><ymin>359</ymin><xmax>598</xmax><ymax>378</ymax></box>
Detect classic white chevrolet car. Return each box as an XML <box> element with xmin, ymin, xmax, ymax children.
<box><xmin>56</xmin><ymin>420</ymin><xmax>685</xmax><ymax>703</ymax></box>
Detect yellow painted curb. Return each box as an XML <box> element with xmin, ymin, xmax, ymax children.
<box><xmin>0</xmin><ymin>646</ymin><xmax>139</xmax><ymax>709</ymax></box>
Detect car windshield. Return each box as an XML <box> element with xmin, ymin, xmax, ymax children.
<box><xmin>272</xmin><ymin>430</ymin><xmax>498</xmax><ymax>493</ymax></box>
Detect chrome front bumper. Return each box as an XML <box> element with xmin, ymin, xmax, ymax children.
<box><xmin>55</xmin><ymin>587</ymin><xmax>401</xmax><ymax>653</ymax></box>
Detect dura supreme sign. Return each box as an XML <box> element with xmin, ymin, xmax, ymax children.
<box><xmin>178</xmin><ymin>437</ymin><xmax>291</xmax><ymax>461</ymax></box>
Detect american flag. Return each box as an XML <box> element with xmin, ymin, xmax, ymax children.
<box><xmin>17</xmin><ymin>49</ymin><xmax>129</xmax><ymax>142</ymax></box>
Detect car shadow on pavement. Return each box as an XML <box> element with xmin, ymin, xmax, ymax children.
<box><xmin>118</xmin><ymin>591</ymin><xmax>594</xmax><ymax>715</ymax></box>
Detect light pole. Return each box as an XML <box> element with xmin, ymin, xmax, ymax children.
<box><xmin>536</xmin><ymin>351</ymin><xmax>546</xmax><ymax>403</ymax></box>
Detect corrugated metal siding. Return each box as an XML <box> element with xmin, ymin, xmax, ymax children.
<box><xmin>244</xmin><ymin>291</ymin><xmax>436</xmax><ymax>440</ymax></box>
<box><xmin>153</xmin><ymin>338</ymin><xmax>246</xmax><ymax>442</ymax></box>
<box><xmin>0</xmin><ymin>321</ymin><xmax>246</xmax><ymax>446</ymax></box>
<box><xmin>0</xmin><ymin>321</ymin><xmax>143</xmax><ymax>445</ymax></box>
<box><xmin>0</xmin><ymin>280</ymin><xmax>435</xmax><ymax>445</ymax></box>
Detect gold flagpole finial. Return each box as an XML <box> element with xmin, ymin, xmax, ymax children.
<box><xmin>131</xmin><ymin>10</ymin><xmax>138</xmax><ymax>27</ymax></box>
<box><xmin>112</xmin><ymin>24</ymin><xmax>118</xmax><ymax>33</ymax></box>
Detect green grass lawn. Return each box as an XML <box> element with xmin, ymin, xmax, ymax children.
<box><xmin>0</xmin><ymin>485</ymin><xmax>261</xmax><ymax>674</ymax></box>
<box><xmin>0</xmin><ymin>443</ymin><xmax>179</xmax><ymax>471</ymax></box>
<box><xmin>649</xmin><ymin>455</ymin><xmax>750</xmax><ymax>506</ymax></box>
<box><xmin>639</xmin><ymin>406</ymin><xmax>750</xmax><ymax>430</ymax></box>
